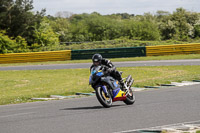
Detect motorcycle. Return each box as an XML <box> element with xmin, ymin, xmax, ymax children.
<box><xmin>89</xmin><ymin>65</ymin><xmax>135</xmax><ymax>108</ymax></box>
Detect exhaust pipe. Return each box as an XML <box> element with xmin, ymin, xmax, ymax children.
<box><xmin>129</xmin><ymin>79</ymin><xmax>134</xmax><ymax>87</ymax></box>
<box><xmin>125</xmin><ymin>75</ymin><xmax>134</xmax><ymax>87</ymax></box>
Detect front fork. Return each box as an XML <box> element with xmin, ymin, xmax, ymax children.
<box><xmin>94</xmin><ymin>85</ymin><xmax>108</xmax><ymax>95</ymax></box>
<box><xmin>123</xmin><ymin>78</ymin><xmax>134</xmax><ymax>96</ymax></box>
<box><xmin>102</xmin><ymin>85</ymin><xmax>108</xmax><ymax>94</ymax></box>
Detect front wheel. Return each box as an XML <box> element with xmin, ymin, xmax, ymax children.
<box><xmin>96</xmin><ymin>86</ymin><xmax>112</xmax><ymax>108</ymax></box>
<box><xmin>123</xmin><ymin>87</ymin><xmax>135</xmax><ymax>105</ymax></box>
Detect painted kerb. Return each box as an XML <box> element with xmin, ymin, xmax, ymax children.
<box><xmin>146</xmin><ymin>43</ymin><xmax>200</xmax><ymax>56</ymax></box>
<box><xmin>0</xmin><ymin>50</ymin><xmax>71</xmax><ymax>64</ymax></box>
<box><xmin>71</xmin><ymin>47</ymin><xmax>146</xmax><ymax>60</ymax></box>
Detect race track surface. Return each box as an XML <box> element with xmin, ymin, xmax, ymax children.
<box><xmin>0</xmin><ymin>59</ymin><xmax>200</xmax><ymax>70</ymax></box>
<box><xmin>0</xmin><ymin>84</ymin><xmax>200</xmax><ymax>133</ymax></box>
<box><xmin>1</xmin><ymin>59</ymin><xmax>200</xmax><ymax>133</ymax></box>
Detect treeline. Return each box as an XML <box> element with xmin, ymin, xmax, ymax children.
<box><xmin>0</xmin><ymin>0</ymin><xmax>200</xmax><ymax>53</ymax></box>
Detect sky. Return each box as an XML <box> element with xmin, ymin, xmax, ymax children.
<box><xmin>33</xmin><ymin>0</ymin><xmax>200</xmax><ymax>16</ymax></box>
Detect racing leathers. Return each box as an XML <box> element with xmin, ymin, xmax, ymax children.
<box><xmin>90</xmin><ymin>58</ymin><xmax>124</xmax><ymax>89</ymax></box>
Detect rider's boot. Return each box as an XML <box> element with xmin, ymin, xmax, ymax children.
<box><xmin>115</xmin><ymin>70</ymin><xmax>125</xmax><ymax>91</ymax></box>
<box><xmin>119</xmin><ymin>80</ymin><xmax>125</xmax><ymax>91</ymax></box>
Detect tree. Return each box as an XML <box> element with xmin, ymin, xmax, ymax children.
<box><xmin>14</xmin><ymin>36</ymin><xmax>29</xmax><ymax>52</ymax></box>
<box><xmin>171</xmin><ymin>8</ymin><xmax>194</xmax><ymax>40</ymax></box>
<box><xmin>49</xmin><ymin>18</ymin><xmax>70</xmax><ymax>42</ymax></box>
<box><xmin>121</xmin><ymin>20</ymin><xmax>160</xmax><ymax>40</ymax></box>
<box><xmin>0</xmin><ymin>30</ymin><xmax>16</xmax><ymax>53</ymax></box>
<box><xmin>0</xmin><ymin>0</ymin><xmax>45</xmax><ymax>45</ymax></box>
<box><xmin>194</xmin><ymin>22</ymin><xmax>200</xmax><ymax>38</ymax></box>
<box><xmin>159</xmin><ymin>19</ymin><xmax>177</xmax><ymax>40</ymax></box>
<box><xmin>0</xmin><ymin>0</ymin><xmax>15</xmax><ymax>30</ymax></box>
<box><xmin>33</xmin><ymin>18</ymin><xmax>59</xmax><ymax>47</ymax></box>
<box><xmin>157</xmin><ymin>8</ymin><xmax>200</xmax><ymax>40</ymax></box>
<box><xmin>55</xmin><ymin>11</ymin><xmax>74</xmax><ymax>18</ymax></box>
<box><xmin>156</xmin><ymin>10</ymin><xmax>171</xmax><ymax>20</ymax></box>
<box><xmin>85</xmin><ymin>15</ymin><xmax>121</xmax><ymax>41</ymax></box>
<box><xmin>69</xmin><ymin>13</ymin><xmax>90</xmax><ymax>23</ymax></box>
<box><xmin>0</xmin><ymin>30</ymin><xmax>29</xmax><ymax>53</ymax></box>
<box><xmin>0</xmin><ymin>0</ymin><xmax>34</xmax><ymax>37</ymax></box>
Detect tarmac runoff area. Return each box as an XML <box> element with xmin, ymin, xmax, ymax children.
<box><xmin>31</xmin><ymin>80</ymin><xmax>200</xmax><ymax>101</ymax></box>
<box><xmin>29</xmin><ymin>80</ymin><xmax>200</xmax><ymax>133</ymax></box>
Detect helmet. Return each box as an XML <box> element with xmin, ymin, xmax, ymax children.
<box><xmin>92</xmin><ymin>54</ymin><xmax>102</xmax><ymax>65</ymax></box>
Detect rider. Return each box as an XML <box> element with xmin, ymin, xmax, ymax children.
<box><xmin>90</xmin><ymin>54</ymin><xmax>125</xmax><ymax>90</ymax></box>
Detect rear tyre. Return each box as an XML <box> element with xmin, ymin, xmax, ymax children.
<box><xmin>96</xmin><ymin>86</ymin><xmax>112</xmax><ymax>108</ymax></box>
<box><xmin>123</xmin><ymin>87</ymin><xmax>135</xmax><ymax>105</ymax></box>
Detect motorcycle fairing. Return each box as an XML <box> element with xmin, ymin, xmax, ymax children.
<box><xmin>112</xmin><ymin>88</ymin><xmax>120</xmax><ymax>98</ymax></box>
<box><xmin>113</xmin><ymin>81</ymin><xmax>118</xmax><ymax>88</ymax></box>
<box><xmin>95</xmin><ymin>85</ymin><xmax>126</xmax><ymax>102</ymax></box>
<box><xmin>96</xmin><ymin>71</ymin><xmax>103</xmax><ymax>76</ymax></box>
<box><xmin>89</xmin><ymin>66</ymin><xmax>103</xmax><ymax>85</ymax></box>
<box><xmin>112</xmin><ymin>88</ymin><xmax>126</xmax><ymax>102</ymax></box>
<box><xmin>101</xmin><ymin>76</ymin><xmax>120</xmax><ymax>90</ymax></box>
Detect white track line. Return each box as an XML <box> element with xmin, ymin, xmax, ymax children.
<box><xmin>0</xmin><ymin>112</ymin><xmax>35</xmax><ymax>118</ymax></box>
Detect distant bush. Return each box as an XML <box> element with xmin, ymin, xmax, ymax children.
<box><xmin>33</xmin><ymin>18</ymin><xmax>60</xmax><ymax>47</ymax></box>
<box><xmin>0</xmin><ymin>31</ymin><xmax>29</xmax><ymax>54</ymax></box>
<box><xmin>14</xmin><ymin>36</ymin><xmax>29</xmax><ymax>53</ymax></box>
<box><xmin>0</xmin><ymin>31</ymin><xmax>16</xmax><ymax>53</ymax></box>
<box><xmin>33</xmin><ymin>39</ymin><xmax>192</xmax><ymax>51</ymax></box>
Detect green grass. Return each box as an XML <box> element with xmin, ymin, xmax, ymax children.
<box><xmin>1</xmin><ymin>54</ymin><xmax>200</xmax><ymax>67</ymax></box>
<box><xmin>0</xmin><ymin>65</ymin><xmax>200</xmax><ymax>105</ymax></box>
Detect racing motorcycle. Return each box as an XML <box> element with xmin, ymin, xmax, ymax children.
<box><xmin>89</xmin><ymin>65</ymin><xmax>135</xmax><ymax>108</ymax></box>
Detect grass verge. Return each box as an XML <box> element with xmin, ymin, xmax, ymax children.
<box><xmin>0</xmin><ymin>65</ymin><xmax>200</xmax><ymax>105</ymax></box>
<box><xmin>0</xmin><ymin>54</ymin><xmax>200</xmax><ymax>67</ymax></box>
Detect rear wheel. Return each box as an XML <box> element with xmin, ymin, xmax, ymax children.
<box><xmin>123</xmin><ymin>87</ymin><xmax>135</xmax><ymax>105</ymax></box>
<box><xmin>96</xmin><ymin>86</ymin><xmax>112</xmax><ymax>108</ymax></box>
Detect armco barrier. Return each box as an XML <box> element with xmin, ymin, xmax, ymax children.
<box><xmin>0</xmin><ymin>50</ymin><xmax>71</xmax><ymax>64</ymax></box>
<box><xmin>71</xmin><ymin>47</ymin><xmax>146</xmax><ymax>60</ymax></box>
<box><xmin>1</xmin><ymin>43</ymin><xmax>200</xmax><ymax>64</ymax></box>
<box><xmin>146</xmin><ymin>43</ymin><xmax>200</xmax><ymax>56</ymax></box>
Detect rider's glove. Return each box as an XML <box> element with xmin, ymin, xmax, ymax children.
<box><xmin>102</xmin><ymin>66</ymin><xmax>113</xmax><ymax>74</ymax></box>
<box><xmin>102</xmin><ymin>66</ymin><xmax>109</xmax><ymax>74</ymax></box>
<box><xmin>107</xmin><ymin>68</ymin><xmax>112</xmax><ymax>73</ymax></box>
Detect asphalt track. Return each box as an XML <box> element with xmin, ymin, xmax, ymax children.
<box><xmin>0</xmin><ymin>59</ymin><xmax>200</xmax><ymax>70</ymax></box>
<box><xmin>0</xmin><ymin>84</ymin><xmax>200</xmax><ymax>133</ymax></box>
<box><xmin>0</xmin><ymin>59</ymin><xmax>200</xmax><ymax>133</ymax></box>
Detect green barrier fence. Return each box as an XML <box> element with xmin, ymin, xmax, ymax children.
<box><xmin>1</xmin><ymin>43</ymin><xmax>199</xmax><ymax>64</ymax></box>
<box><xmin>71</xmin><ymin>47</ymin><xmax>146</xmax><ymax>60</ymax></box>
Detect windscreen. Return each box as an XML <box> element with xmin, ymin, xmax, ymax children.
<box><xmin>91</xmin><ymin>66</ymin><xmax>101</xmax><ymax>75</ymax></box>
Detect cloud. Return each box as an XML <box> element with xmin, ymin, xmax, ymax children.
<box><xmin>33</xmin><ymin>0</ymin><xmax>200</xmax><ymax>15</ymax></box>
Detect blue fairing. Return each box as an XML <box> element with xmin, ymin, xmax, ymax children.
<box><xmin>96</xmin><ymin>72</ymin><xmax>103</xmax><ymax>76</ymax></box>
<box><xmin>89</xmin><ymin>76</ymin><xmax>92</xmax><ymax>83</ymax></box>
<box><xmin>89</xmin><ymin>66</ymin><xmax>103</xmax><ymax>85</ymax></box>
<box><xmin>113</xmin><ymin>81</ymin><xmax>118</xmax><ymax>88</ymax></box>
<box><xmin>112</xmin><ymin>88</ymin><xmax>121</xmax><ymax>98</ymax></box>
<box><xmin>91</xmin><ymin>70</ymin><xmax>96</xmax><ymax>75</ymax></box>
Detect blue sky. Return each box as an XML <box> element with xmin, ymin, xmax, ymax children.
<box><xmin>33</xmin><ymin>0</ymin><xmax>200</xmax><ymax>16</ymax></box>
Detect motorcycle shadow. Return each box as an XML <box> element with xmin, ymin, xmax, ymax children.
<box><xmin>61</xmin><ymin>104</ymin><xmax>124</xmax><ymax>111</ymax></box>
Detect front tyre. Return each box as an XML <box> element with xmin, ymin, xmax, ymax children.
<box><xmin>124</xmin><ymin>87</ymin><xmax>135</xmax><ymax>105</ymax></box>
<box><xmin>96</xmin><ymin>86</ymin><xmax>112</xmax><ymax>108</ymax></box>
